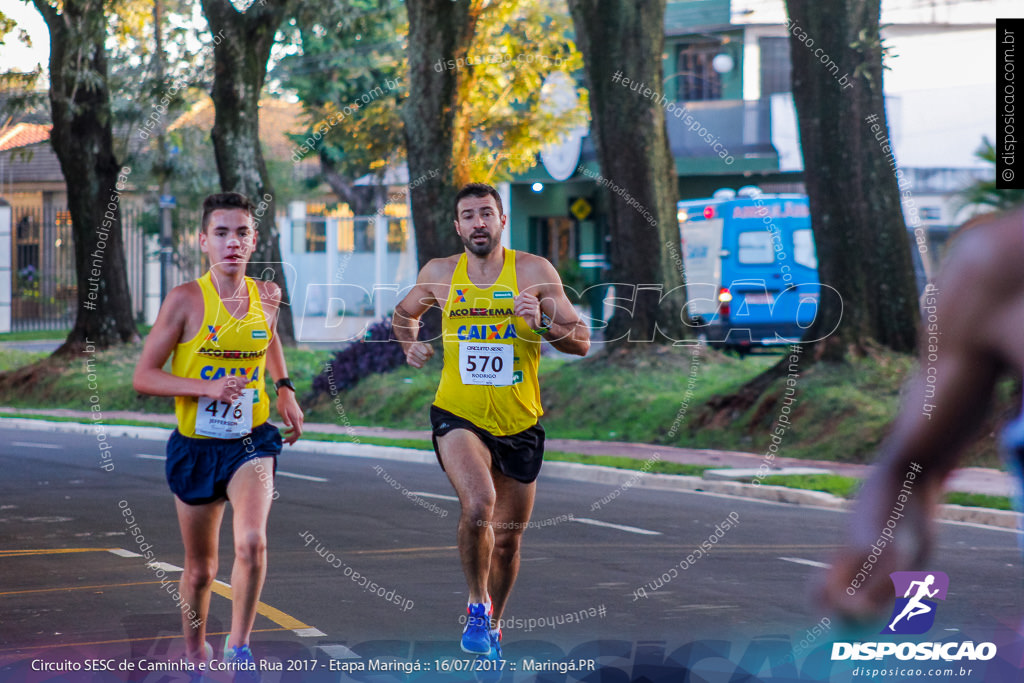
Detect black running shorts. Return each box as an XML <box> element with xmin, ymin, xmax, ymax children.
<box><xmin>430</xmin><ymin>405</ymin><xmax>545</xmax><ymax>484</ymax></box>
<box><xmin>166</xmin><ymin>421</ymin><xmax>282</xmax><ymax>505</ymax></box>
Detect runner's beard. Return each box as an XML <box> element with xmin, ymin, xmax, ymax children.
<box><xmin>462</xmin><ymin>231</ymin><xmax>497</xmax><ymax>256</ymax></box>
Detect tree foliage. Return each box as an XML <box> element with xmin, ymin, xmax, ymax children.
<box><xmin>279</xmin><ymin>0</ymin><xmax>586</xmax><ymax>215</ymax></box>
<box><xmin>958</xmin><ymin>136</ymin><xmax>1024</xmax><ymax>213</ymax></box>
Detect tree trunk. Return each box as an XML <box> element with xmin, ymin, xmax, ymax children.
<box><xmin>402</xmin><ymin>0</ymin><xmax>482</xmax><ymax>268</ymax></box>
<box><xmin>201</xmin><ymin>0</ymin><xmax>297</xmax><ymax>344</ymax></box>
<box><xmin>33</xmin><ymin>0</ymin><xmax>138</xmax><ymax>355</ymax></box>
<box><xmin>785</xmin><ymin>0</ymin><xmax>919</xmax><ymax>359</ymax></box>
<box><xmin>567</xmin><ymin>0</ymin><xmax>687</xmax><ymax>345</ymax></box>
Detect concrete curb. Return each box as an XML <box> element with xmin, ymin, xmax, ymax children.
<box><xmin>8</xmin><ymin>417</ymin><xmax>1021</xmax><ymax>531</ymax></box>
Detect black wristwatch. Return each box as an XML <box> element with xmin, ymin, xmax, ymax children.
<box><xmin>274</xmin><ymin>377</ymin><xmax>296</xmax><ymax>395</ymax></box>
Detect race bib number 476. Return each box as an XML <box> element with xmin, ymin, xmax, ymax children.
<box><xmin>459</xmin><ymin>342</ymin><xmax>513</xmax><ymax>386</ymax></box>
<box><xmin>195</xmin><ymin>388</ymin><xmax>254</xmax><ymax>438</ymax></box>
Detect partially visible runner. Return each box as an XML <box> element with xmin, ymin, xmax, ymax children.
<box><xmin>133</xmin><ymin>192</ymin><xmax>304</xmax><ymax>676</ymax></box>
<box><xmin>821</xmin><ymin>206</ymin><xmax>1024</xmax><ymax>620</ymax></box>
<box><xmin>393</xmin><ymin>183</ymin><xmax>590</xmax><ymax>662</ymax></box>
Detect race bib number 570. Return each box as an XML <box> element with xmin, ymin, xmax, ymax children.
<box><xmin>196</xmin><ymin>389</ymin><xmax>254</xmax><ymax>438</ymax></box>
<box><xmin>459</xmin><ymin>343</ymin><xmax>513</xmax><ymax>386</ymax></box>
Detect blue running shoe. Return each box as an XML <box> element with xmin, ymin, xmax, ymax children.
<box><xmin>474</xmin><ymin>629</ymin><xmax>504</xmax><ymax>682</ymax></box>
<box><xmin>224</xmin><ymin>640</ymin><xmax>261</xmax><ymax>683</ymax></box>
<box><xmin>461</xmin><ymin>603</ymin><xmax>492</xmax><ymax>655</ymax></box>
<box><xmin>487</xmin><ymin>629</ymin><xmax>502</xmax><ymax>660</ymax></box>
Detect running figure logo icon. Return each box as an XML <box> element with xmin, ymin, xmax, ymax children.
<box><xmin>882</xmin><ymin>571</ymin><xmax>949</xmax><ymax>635</ymax></box>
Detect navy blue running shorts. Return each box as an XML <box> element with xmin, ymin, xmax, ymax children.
<box><xmin>166</xmin><ymin>421</ymin><xmax>282</xmax><ymax>505</ymax></box>
<box><xmin>430</xmin><ymin>405</ymin><xmax>545</xmax><ymax>484</ymax></box>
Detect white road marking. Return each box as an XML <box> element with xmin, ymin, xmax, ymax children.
<box><xmin>13</xmin><ymin>441</ymin><xmax>61</xmax><ymax>449</ymax></box>
<box><xmin>572</xmin><ymin>517</ymin><xmax>661</xmax><ymax>536</ymax></box>
<box><xmin>409</xmin><ymin>492</ymin><xmax>459</xmax><ymax>502</ymax></box>
<box><xmin>137</xmin><ymin>454</ymin><xmax>165</xmax><ymax>461</ymax></box>
<box><xmin>779</xmin><ymin>557</ymin><xmax>829</xmax><ymax>569</ymax></box>
<box><xmin>108</xmin><ymin>548</ymin><xmax>141</xmax><ymax>558</ymax></box>
<box><xmin>294</xmin><ymin>628</ymin><xmax>327</xmax><ymax>637</ymax></box>
<box><xmin>277</xmin><ymin>471</ymin><xmax>328</xmax><ymax>483</ymax></box>
<box><xmin>319</xmin><ymin>645</ymin><xmax>360</xmax><ymax>660</ymax></box>
<box><xmin>147</xmin><ymin>562</ymin><xmax>183</xmax><ymax>572</ymax></box>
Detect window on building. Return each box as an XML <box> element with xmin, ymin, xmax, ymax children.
<box><xmin>676</xmin><ymin>42</ymin><xmax>724</xmax><ymax>101</ymax></box>
<box><xmin>759</xmin><ymin>37</ymin><xmax>792</xmax><ymax>97</ymax></box>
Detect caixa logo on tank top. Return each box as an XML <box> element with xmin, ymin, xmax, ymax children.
<box><xmin>831</xmin><ymin>571</ymin><xmax>997</xmax><ymax>663</ymax></box>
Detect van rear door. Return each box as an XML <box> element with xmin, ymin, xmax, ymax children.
<box><xmin>680</xmin><ymin>216</ymin><xmax>723</xmax><ymax>322</ymax></box>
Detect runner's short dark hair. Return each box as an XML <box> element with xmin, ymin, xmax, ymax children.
<box><xmin>454</xmin><ymin>183</ymin><xmax>503</xmax><ymax>218</ymax></box>
<box><xmin>201</xmin><ymin>192</ymin><xmax>256</xmax><ymax>232</ymax></box>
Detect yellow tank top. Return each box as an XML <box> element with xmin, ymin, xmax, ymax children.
<box><xmin>172</xmin><ymin>272</ymin><xmax>272</xmax><ymax>439</ymax></box>
<box><xmin>434</xmin><ymin>249</ymin><xmax>542</xmax><ymax>436</ymax></box>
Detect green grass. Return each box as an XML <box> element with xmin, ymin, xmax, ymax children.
<box><xmin>760</xmin><ymin>474</ymin><xmax>862</xmax><ymax>499</ymax></box>
<box><xmin>0</xmin><ymin>329</ymin><xmax>70</xmax><ymax>342</ymax></box>
<box><xmin>0</xmin><ymin>349</ymin><xmax>49</xmax><ymax>372</ymax></box>
<box><xmin>0</xmin><ymin>410</ymin><xmax>171</xmax><ymax>429</ymax></box>
<box><xmin>757</xmin><ymin>474</ymin><xmax>1014</xmax><ymax>512</ymax></box>
<box><xmin>0</xmin><ymin>343</ymin><xmax>324</xmax><ymax>414</ymax></box>
<box><xmin>944</xmin><ymin>492</ymin><xmax>1013</xmax><ymax>511</ymax></box>
<box><xmin>544</xmin><ymin>451</ymin><xmax>713</xmax><ymax>477</ymax></box>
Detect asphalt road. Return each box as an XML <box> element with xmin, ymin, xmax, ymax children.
<box><xmin>1</xmin><ymin>423</ymin><xmax>1022</xmax><ymax>682</ymax></box>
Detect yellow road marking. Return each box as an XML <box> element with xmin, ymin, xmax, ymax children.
<box><xmin>0</xmin><ymin>547</ymin><xmax>318</xmax><ymax>636</ymax></box>
<box><xmin>0</xmin><ymin>580</ymin><xmax>166</xmax><ymax>597</ymax></box>
<box><xmin>345</xmin><ymin>545</ymin><xmax>457</xmax><ymax>556</ymax></box>
<box><xmin>0</xmin><ymin>628</ymin><xmax>291</xmax><ymax>655</ymax></box>
<box><xmin>0</xmin><ymin>548</ymin><xmax>113</xmax><ymax>557</ymax></box>
<box><xmin>209</xmin><ymin>583</ymin><xmax>311</xmax><ymax>631</ymax></box>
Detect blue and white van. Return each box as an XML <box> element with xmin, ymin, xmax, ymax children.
<box><xmin>678</xmin><ymin>188</ymin><xmax>821</xmax><ymax>351</ymax></box>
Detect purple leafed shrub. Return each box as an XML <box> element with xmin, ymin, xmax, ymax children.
<box><xmin>312</xmin><ymin>314</ymin><xmax>440</xmax><ymax>396</ymax></box>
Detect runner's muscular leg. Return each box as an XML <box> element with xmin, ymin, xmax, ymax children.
<box><xmin>225</xmin><ymin>457</ymin><xmax>275</xmax><ymax>648</ymax></box>
<box><xmin>488</xmin><ymin>473</ymin><xmax>536</xmax><ymax>626</ymax></box>
<box><xmin>175</xmin><ymin>498</ymin><xmax>227</xmax><ymax>659</ymax></box>
<box><xmin>438</xmin><ymin>429</ymin><xmax>497</xmax><ymax>604</ymax></box>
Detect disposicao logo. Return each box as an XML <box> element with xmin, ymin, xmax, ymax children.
<box><xmin>883</xmin><ymin>571</ymin><xmax>948</xmax><ymax>635</ymax></box>
<box><xmin>831</xmin><ymin>571</ymin><xmax>997</xmax><ymax>663</ymax></box>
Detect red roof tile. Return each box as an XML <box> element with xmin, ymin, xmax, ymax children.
<box><xmin>0</xmin><ymin>123</ymin><xmax>51</xmax><ymax>152</ymax></box>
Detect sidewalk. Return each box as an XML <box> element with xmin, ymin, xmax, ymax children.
<box><xmin>0</xmin><ymin>406</ymin><xmax>1015</xmax><ymax>499</ymax></box>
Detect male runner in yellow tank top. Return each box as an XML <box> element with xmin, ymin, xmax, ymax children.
<box><xmin>133</xmin><ymin>192</ymin><xmax>304</xmax><ymax>673</ymax></box>
<box><xmin>393</xmin><ymin>183</ymin><xmax>590</xmax><ymax>660</ymax></box>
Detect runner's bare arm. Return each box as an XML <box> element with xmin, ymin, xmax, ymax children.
<box><xmin>821</xmin><ymin>232</ymin><xmax>1003</xmax><ymax>620</ymax></box>
<box><xmin>516</xmin><ymin>256</ymin><xmax>590</xmax><ymax>356</ymax></box>
<box><xmin>262</xmin><ymin>281</ymin><xmax>303</xmax><ymax>445</ymax></box>
<box><xmin>393</xmin><ymin>260</ymin><xmax>445</xmax><ymax>368</ymax></box>
<box><xmin>133</xmin><ymin>285</ymin><xmax>240</xmax><ymax>401</ymax></box>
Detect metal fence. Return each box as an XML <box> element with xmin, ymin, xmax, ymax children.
<box><xmin>10</xmin><ymin>206</ymin><xmax>149</xmax><ymax>332</ymax></box>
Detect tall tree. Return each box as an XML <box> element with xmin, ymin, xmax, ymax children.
<box><xmin>785</xmin><ymin>0</ymin><xmax>918</xmax><ymax>359</ymax></box>
<box><xmin>402</xmin><ymin>0</ymin><xmax>482</xmax><ymax>267</ymax></box>
<box><xmin>200</xmin><ymin>0</ymin><xmax>297</xmax><ymax>343</ymax></box>
<box><xmin>31</xmin><ymin>0</ymin><xmax>138</xmax><ymax>354</ymax></box>
<box><xmin>567</xmin><ymin>0</ymin><xmax>686</xmax><ymax>344</ymax></box>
